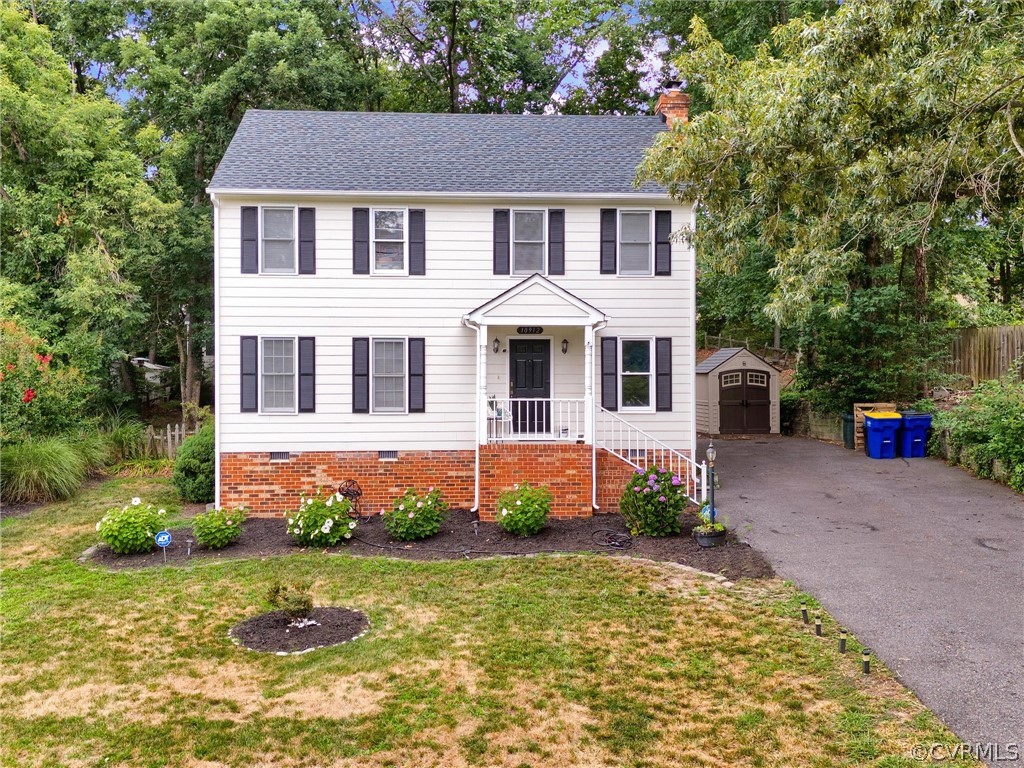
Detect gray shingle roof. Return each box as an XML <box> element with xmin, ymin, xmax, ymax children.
<box><xmin>208</xmin><ymin>110</ymin><xmax>668</xmax><ymax>195</ymax></box>
<box><xmin>695</xmin><ymin>348</ymin><xmax>744</xmax><ymax>374</ymax></box>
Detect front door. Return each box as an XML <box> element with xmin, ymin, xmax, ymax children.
<box><xmin>718</xmin><ymin>369</ymin><xmax>771</xmax><ymax>434</ymax></box>
<box><xmin>509</xmin><ymin>339</ymin><xmax>551</xmax><ymax>434</ymax></box>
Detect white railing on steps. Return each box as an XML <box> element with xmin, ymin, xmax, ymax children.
<box><xmin>595</xmin><ymin>407</ymin><xmax>707</xmax><ymax>505</ymax></box>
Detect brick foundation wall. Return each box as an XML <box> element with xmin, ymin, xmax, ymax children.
<box><xmin>478</xmin><ymin>443</ymin><xmax>593</xmax><ymax>520</ymax></box>
<box><xmin>595</xmin><ymin>449</ymin><xmax>637</xmax><ymax>513</ymax></box>
<box><xmin>220</xmin><ymin>450</ymin><xmax>475</xmax><ymax>517</ymax></box>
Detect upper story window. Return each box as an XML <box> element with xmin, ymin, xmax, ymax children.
<box><xmin>372</xmin><ymin>338</ymin><xmax>407</xmax><ymax>413</ymax></box>
<box><xmin>261</xmin><ymin>207</ymin><xmax>297</xmax><ymax>274</ymax></box>
<box><xmin>262</xmin><ymin>337</ymin><xmax>296</xmax><ymax>413</ymax></box>
<box><xmin>618</xmin><ymin>210</ymin><xmax>653</xmax><ymax>276</ymax></box>
<box><xmin>372</xmin><ymin>209</ymin><xmax>407</xmax><ymax>274</ymax></box>
<box><xmin>513</xmin><ymin>210</ymin><xmax>546</xmax><ymax>275</ymax></box>
<box><xmin>620</xmin><ymin>338</ymin><xmax>653</xmax><ymax>410</ymax></box>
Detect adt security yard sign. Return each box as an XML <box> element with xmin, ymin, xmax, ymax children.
<box><xmin>155</xmin><ymin>530</ymin><xmax>171</xmax><ymax>561</ymax></box>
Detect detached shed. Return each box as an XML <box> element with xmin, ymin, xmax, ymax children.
<box><xmin>696</xmin><ymin>348</ymin><xmax>780</xmax><ymax>435</ymax></box>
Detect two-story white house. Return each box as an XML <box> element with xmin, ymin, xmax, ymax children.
<box><xmin>208</xmin><ymin>86</ymin><xmax>705</xmax><ymax>519</ymax></box>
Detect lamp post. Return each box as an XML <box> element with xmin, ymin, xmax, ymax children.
<box><xmin>705</xmin><ymin>441</ymin><xmax>717</xmax><ymax>526</ymax></box>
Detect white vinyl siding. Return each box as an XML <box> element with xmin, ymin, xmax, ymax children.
<box><xmin>512</xmin><ymin>210</ymin><xmax>545</xmax><ymax>275</ymax></box>
<box><xmin>371</xmin><ymin>208</ymin><xmax>407</xmax><ymax>274</ymax></box>
<box><xmin>620</xmin><ymin>338</ymin><xmax>653</xmax><ymax>411</ymax></box>
<box><xmin>215</xmin><ymin>198</ymin><xmax>695</xmax><ymax>452</ymax></box>
<box><xmin>261</xmin><ymin>337</ymin><xmax>296</xmax><ymax>413</ymax></box>
<box><xmin>618</xmin><ymin>210</ymin><xmax>652</xmax><ymax>276</ymax></box>
<box><xmin>261</xmin><ymin>207</ymin><xmax>297</xmax><ymax>274</ymax></box>
<box><xmin>372</xmin><ymin>338</ymin><xmax>406</xmax><ymax>413</ymax></box>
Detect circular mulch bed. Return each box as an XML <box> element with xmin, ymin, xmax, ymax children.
<box><xmin>86</xmin><ymin>508</ymin><xmax>774</xmax><ymax>579</ymax></box>
<box><xmin>229</xmin><ymin>607</ymin><xmax>369</xmax><ymax>654</ymax></box>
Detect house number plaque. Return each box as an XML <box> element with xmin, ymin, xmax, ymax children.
<box><xmin>516</xmin><ymin>326</ymin><xmax>544</xmax><ymax>335</ymax></box>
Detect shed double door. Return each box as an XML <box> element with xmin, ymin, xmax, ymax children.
<box><xmin>719</xmin><ymin>369</ymin><xmax>771</xmax><ymax>433</ymax></box>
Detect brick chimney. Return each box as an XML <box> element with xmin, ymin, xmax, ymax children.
<box><xmin>655</xmin><ymin>80</ymin><xmax>690</xmax><ymax>126</ymax></box>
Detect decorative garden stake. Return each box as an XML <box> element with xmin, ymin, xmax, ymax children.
<box><xmin>801</xmin><ymin>602</ymin><xmax>809</xmax><ymax>624</ymax></box>
<box><xmin>862</xmin><ymin>648</ymin><xmax>871</xmax><ymax>674</ymax></box>
<box><xmin>814</xmin><ymin>615</ymin><xmax>822</xmax><ymax>636</ymax></box>
<box><xmin>839</xmin><ymin>629</ymin><xmax>847</xmax><ymax>654</ymax></box>
<box><xmin>705</xmin><ymin>441</ymin><xmax>717</xmax><ymax>527</ymax></box>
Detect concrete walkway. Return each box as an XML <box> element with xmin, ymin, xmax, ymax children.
<box><xmin>703</xmin><ymin>436</ymin><xmax>1023</xmax><ymax>760</ymax></box>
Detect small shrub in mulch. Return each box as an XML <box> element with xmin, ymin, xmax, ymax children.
<box><xmin>229</xmin><ymin>607</ymin><xmax>369</xmax><ymax>654</ymax></box>
<box><xmin>382</xmin><ymin>487</ymin><xmax>448</xmax><ymax>540</ymax></box>
<box><xmin>495</xmin><ymin>483</ymin><xmax>551</xmax><ymax>536</ymax></box>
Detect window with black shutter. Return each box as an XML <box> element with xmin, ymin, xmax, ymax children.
<box><xmin>655</xmin><ymin>337</ymin><xmax>672</xmax><ymax>411</ymax></box>
<box><xmin>600</xmin><ymin>336</ymin><xmax>618</xmax><ymax>410</ymax></box>
<box><xmin>493</xmin><ymin>209</ymin><xmax>510</xmax><ymax>275</ymax></box>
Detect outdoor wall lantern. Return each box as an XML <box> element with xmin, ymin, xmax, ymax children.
<box><xmin>561</xmin><ymin>339</ymin><xmax>569</xmax><ymax>354</ymax></box>
<box><xmin>492</xmin><ymin>337</ymin><xmax>500</xmax><ymax>354</ymax></box>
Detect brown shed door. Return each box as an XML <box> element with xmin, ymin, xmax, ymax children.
<box><xmin>718</xmin><ymin>369</ymin><xmax>771</xmax><ymax>434</ymax></box>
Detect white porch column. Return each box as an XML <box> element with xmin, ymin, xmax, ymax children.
<box><xmin>584</xmin><ymin>324</ymin><xmax>595</xmax><ymax>444</ymax></box>
<box><xmin>477</xmin><ymin>324</ymin><xmax>489</xmax><ymax>444</ymax></box>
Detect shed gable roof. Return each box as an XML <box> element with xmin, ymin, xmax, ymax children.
<box><xmin>208</xmin><ymin>110</ymin><xmax>668</xmax><ymax>196</ymax></box>
<box><xmin>696</xmin><ymin>347</ymin><xmax>780</xmax><ymax>374</ymax></box>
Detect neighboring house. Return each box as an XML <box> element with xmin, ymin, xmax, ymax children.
<box><xmin>129</xmin><ymin>357</ymin><xmax>172</xmax><ymax>403</ymax></box>
<box><xmin>207</xmin><ymin>85</ymin><xmax>707</xmax><ymax>519</ymax></box>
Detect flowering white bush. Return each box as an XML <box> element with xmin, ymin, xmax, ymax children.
<box><xmin>383</xmin><ymin>487</ymin><xmax>448</xmax><ymax>541</ymax></box>
<box><xmin>96</xmin><ymin>498</ymin><xmax>167</xmax><ymax>554</ymax></box>
<box><xmin>495</xmin><ymin>483</ymin><xmax>551</xmax><ymax>536</ymax></box>
<box><xmin>192</xmin><ymin>506</ymin><xmax>246</xmax><ymax>549</ymax></box>
<box><xmin>287</xmin><ymin>488</ymin><xmax>355</xmax><ymax>547</ymax></box>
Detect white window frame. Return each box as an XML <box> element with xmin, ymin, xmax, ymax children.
<box><xmin>721</xmin><ymin>372</ymin><xmax>742</xmax><ymax>388</ymax></box>
<box><xmin>370</xmin><ymin>208</ymin><xmax>409</xmax><ymax>276</ymax></box>
<box><xmin>617</xmin><ymin>209</ymin><xmax>654</xmax><ymax>277</ymax></box>
<box><xmin>370</xmin><ymin>336</ymin><xmax>408</xmax><ymax>414</ymax></box>
<box><xmin>259</xmin><ymin>206</ymin><xmax>298</xmax><ymax>275</ymax></box>
<box><xmin>747</xmin><ymin>371</ymin><xmax>768</xmax><ymax>387</ymax></box>
<box><xmin>619</xmin><ymin>337</ymin><xmax>655</xmax><ymax>412</ymax></box>
<box><xmin>259</xmin><ymin>336</ymin><xmax>298</xmax><ymax>415</ymax></box>
<box><xmin>511</xmin><ymin>209</ymin><xmax>547</xmax><ymax>276</ymax></box>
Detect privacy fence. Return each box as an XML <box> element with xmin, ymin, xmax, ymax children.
<box><xmin>949</xmin><ymin>325</ymin><xmax>1024</xmax><ymax>385</ymax></box>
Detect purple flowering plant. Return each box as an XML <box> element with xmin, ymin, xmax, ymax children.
<box><xmin>619</xmin><ymin>466</ymin><xmax>688</xmax><ymax>536</ymax></box>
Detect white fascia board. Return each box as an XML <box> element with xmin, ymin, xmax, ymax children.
<box><xmin>206</xmin><ymin>187</ymin><xmax>681</xmax><ymax>205</ymax></box>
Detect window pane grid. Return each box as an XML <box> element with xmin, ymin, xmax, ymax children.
<box><xmin>619</xmin><ymin>211</ymin><xmax>652</xmax><ymax>275</ymax></box>
<box><xmin>373</xmin><ymin>209</ymin><xmax>406</xmax><ymax>272</ymax></box>
<box><xmin>262</xmin><ymin>208</ymin><xmax>295</xmax><ymax>273</ymax></box>
<box><xmin>372</xmin><ymin>339</ymin><xmax>406</xmax><ymax>412</ymax></box>
<box><xmin>513</xmin><ymin>210</ymin><xmax>545</xmax><ymax>275</ymax></box>
<box><xmin>261</xmin><ymin>338</ymin><xmax>295</xmax><ymax>412</ymax></box>
<box><xmin>620</xmin><ymin>339</ymin><xmax>652</xmax><ymax>409</ymax></box>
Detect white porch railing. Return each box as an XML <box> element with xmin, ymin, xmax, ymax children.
<box><xmin>595</xmin><ymin>407</ymin><xmax>707</xmax><ymax>505</ymax></box>
<box><xmin>486</xmin><ymin>397</ymin><xmax>586</xmax><ymax>442</ymax></box>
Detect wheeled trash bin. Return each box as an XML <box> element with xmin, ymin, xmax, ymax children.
<box><xmin>864</xmin><ymin>411</ymin><xmax>902</xmax><ymax>459</ymax></box>
<box><xmin>898</xmin><ymin>410</ymin><xmax>933</xmax><ymax>458</ymax></box>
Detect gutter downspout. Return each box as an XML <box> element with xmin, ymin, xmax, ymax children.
<box><xmin>590</xmin><ymin>319</ymin><xmax>608</xmax><ymax>512</ymax></box>
<box><xmin>462</xmin><ymin>316</ymin><xmax>482</xmax><ymax>513</ymax></box>
<box><xmin>211</xmin><ymin>193</ymin><xmax>222</xmax><ymax>510</ymax></box>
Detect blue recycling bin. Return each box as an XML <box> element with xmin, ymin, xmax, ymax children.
<box><xmin>899</xmin><ymin>410</ymin><xmax>933</xmax><ymax>458</ymax></box>
<box><xmin>864</xmin><ymin>411</ymin><xmax>902</xmax><ymax>459</ymax></box>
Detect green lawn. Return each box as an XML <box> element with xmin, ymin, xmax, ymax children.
<box><xmin>1</xmin><ymin>477</ymin><xmax>977</xmax><ymax>767</ymax></box>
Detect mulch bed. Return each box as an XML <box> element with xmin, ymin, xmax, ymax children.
<box><xmin>229</xmin><ymin>607</ymin><xmax>369</xmax><ymax>654</ymax></box>
<box><xmin>86</xmin><ymin>508</ymin><xmax>774</xmax><ymax>579</ymax></box>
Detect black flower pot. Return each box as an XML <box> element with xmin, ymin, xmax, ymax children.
<box><xmin>693</xmin><ymin>528</ymin><xmax>727</xmax><ymax>548</ymax></box>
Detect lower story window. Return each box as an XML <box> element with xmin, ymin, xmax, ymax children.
<box><xmin>372</xmin><ymin>338</ymin><xmax>406</xmax><ymax>413</ymax></box>
<box><xmin>262</xmin><ymin>337</ymin><xmax>296</xmax><ymax>413</ymax></box>
<box><xmin>620</xmin><ymin>338</ymin><xmax>652</xmax><ymax>409</ymax></box>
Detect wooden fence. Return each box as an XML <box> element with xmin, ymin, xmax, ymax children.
<box><xmin>144</xmin><ymin>423</ymin><xmax>195</xmax><ymax>459</ymax></box>
<box><xmin>949</xmin><ymin>325</ymin><xmax>1024</xmax><ymax>385</ymax></box>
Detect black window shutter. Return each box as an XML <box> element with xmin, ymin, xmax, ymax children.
<box><xmin>600</xmin><ymin>209</ymin><xmax>617</xmax><ymax>274</ymax></box>
<box><xmin>298</xmin><ymin>337</ymin><xmax>315</xmax><ymax>412</ymax></box>
<box><xmin>352</xmin><ymin>338</ymin><xmax>369</xmax><ymax>413</ymax></box>
<box><xmin>601</xmin><ymin>336</ymin><xmax>618</xmax><ymax>411</ymax></box>
<box><xmin>240</xmin><ymin>336</ymin><xmax>258</xmax><ymax>412</ymax></box>
<box><xmin>548</xmin><ymin>209</ymin><xmax>565</xmax><ymax>275</ymax></box>
<box><xmin>353</xmin><ymin>208</ymin><xmax>370</xmax><ymax>274</ymax></box>
<box><xmin>493</xmin><ymin>209</ymin><xmax>510</xmax><ymax>275</ymax></box>
<box><xmin>654</xmin><ymin>210</ymin><xmax>672</xmax><ymax>276</ymax></box>
<box><xmin>655</xmin><ymin>337</ymin><xmax>672</xmax><ymax>411</ymax></box>
<box><xmin>298</xmin><ymin>207</ymin><xmax>316</xmax><ymax>274</ymax></box>
<box><xmin>408</xmin><ymin>338</ymin><xmax>425</xmax><ymax>412</ymax></box>
<box><xmin>409</xmin><ymin>209</ymin><xmax>426</xmax><ymax>275</ymax></box>
<box><xmin>241</xmin><ymin>207</ymin><xmax>258</xmax><ymax>274</ymax></box>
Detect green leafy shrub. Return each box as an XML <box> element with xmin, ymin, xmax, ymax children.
<box><xmin>73</xmin><ymin>431</ymin><xmax>111</xmax><ymax>476</ymax></box>
<box><xmin>104</xmin><ymin>414</ymin><xmax>144</xmax><ymax>462</ymax></box>
<box><xmin>779</xmin><ymin>387</ymin><xmax>805</xmax><ymax>435</ymax></box>
<box><xmin>619</xmin><ymin>467</ymin><xmax>688</xmax><ymax>536</ymax></box>
<box><xmin>266</xmin><ymin>581</ymin><xmax>314</xmax><ymax>623</ymax></box>
<box><xmin>693</xmin><ymin>501</ymin><xmax>728</xmax><ymax>535</ymax></box>
<box><xmin>495</xmin><ymin>483</ymin><xmax>551</xmax><ymax>536</ymax></box>
<box><xmin>287</xmin><ymin>489</ymin><xmax>357</xmax><ymax>547</ymax></box>
<box><xmin>172</xmin><ymin>422</ymin><xmax>214</xmax><ymax>502</ymax></box>
<box><xmin>96</xmin><ymin>498</ymin><xmax>167</xmax><ymax>555</ymax></box>
<box><xmin>383</xmin><ymin>487</ymin><xmax>448</xmax><ymax>540</ymax></box>
<box><xmin>192</xmin><ymin>506</ymin><xmax>246</xmax><ymax>550</ymax></box>
<box><xmin>0</xmin><ymin>437</ymin><xmax>87</xmax><ymax>502</ymax></box>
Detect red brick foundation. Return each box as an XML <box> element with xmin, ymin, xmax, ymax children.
<box><xmin>478</xmin><ymin>443</ymin><xmax>593</xmax><ymax>519</ymax></box>
<box><xmin>595</xmin><ymin>448</ymin><xmax>638</xmax><ymax>513</ymax></box>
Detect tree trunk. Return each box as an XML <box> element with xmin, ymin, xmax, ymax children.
<box><xmin>117</xmin><ymin>359</ymin><xmax>137</xmax><ymax>398</ymax></box>
<box><xmin>447</xmin><ymin>1</ymin><xmax>459</xmax><ymax>113</ymax></box>
<box><xmin>912</xmin><ymin>243</ymin><xmax>928</xmax><ymax>321</ymax></box>
<box><xmin>176</xmin><ymin>309</ymin><xmax>203</xmax><ymax>429</ymax></box>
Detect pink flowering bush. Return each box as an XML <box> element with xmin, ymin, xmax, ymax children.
<box><xmin>287</xmin><ymin>489</ymin><xmax>356</xmax><ymax>547</ymax></box>
<box><xmin>192</xmin><ymin>506</ymin><xmax>246</xmax><ymax>549</ymax></box>
<box><xmin>495</xmin><ymin>483</ymin><xmax>551</xmax><ymax>536</ymax></box>
<box><xmin>383</xmin><ymin>487</ymin><xmax>448</xmax><ymax>541</ymax></box>
<box><xmin>619</xmin><ymin>467</ymin><xmax>687</xmax><ymax>536</ymax></box>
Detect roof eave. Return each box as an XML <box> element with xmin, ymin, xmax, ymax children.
<box><xmin>205</xmin><ymin>187</ymin><xmax>679</xmax><ymax>204</ymax></box>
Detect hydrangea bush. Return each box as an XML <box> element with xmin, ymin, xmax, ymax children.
<box><xmin>382</xmin><ymin>487</ymin><xmax>448</xmax><ymax>541</ymax></box>
<box><xmin>619</xmin><ymin>467</ymin><xmax>688</xmax><ymax>536</ymax></box>
<box><xmin>192</xmin><ymin>506</ymin><xmax>246</xmax><ymax>549</ymax></box>
<box><xmin>287</xmin><ymin>489</ymin><xmax>356</xmax><ymax>547</ymax></box>
<box><xmin>495</xmin><ymin>483</ymin><xmax>551</xmax><ymax>536</ymax></box>
<box><xmin>96</xmin><ymin>497</ymin><xmax>167</xmax><ymax>554</ymax></box>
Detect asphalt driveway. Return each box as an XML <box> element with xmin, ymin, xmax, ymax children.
<box><xmin>704</xmin><ymin>436</ymin><xmax>1023</xmax><ymax>760</ymax></box>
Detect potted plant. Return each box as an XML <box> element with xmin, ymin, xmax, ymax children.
<box><xmin>693</xmin><ymin>502</ymin><xmax>727</xmax><ymax>548</ymax></box>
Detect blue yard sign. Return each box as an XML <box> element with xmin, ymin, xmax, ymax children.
<box><xmin>155</xmin><ymin>530</ymin><xmax>172</xmax><ymax>548</ymax></box>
